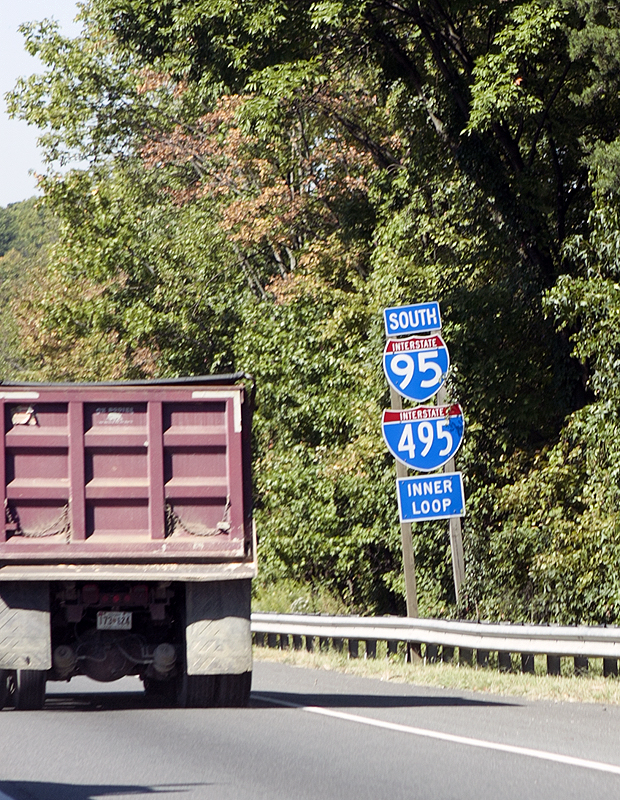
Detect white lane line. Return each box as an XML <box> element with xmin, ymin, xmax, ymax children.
<box><xmin>254</xmin><ymin>694</ymin><xmax>620</xmax><ymax>777</ymax></box>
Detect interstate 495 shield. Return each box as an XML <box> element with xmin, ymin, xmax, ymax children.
<box><xmin>381</xmin><ymin>404</ymin><xmax>464</xmax><ymax>472</ymax></box>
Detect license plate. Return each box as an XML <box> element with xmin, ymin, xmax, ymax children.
<box><xmin>97</xmin><ymin>611</ymin><xmax>132</xmax><ymax>630</ymax></box>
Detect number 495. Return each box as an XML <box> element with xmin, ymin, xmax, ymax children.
<box><xmin>398</xmin><ymin>420</ymin><xmax>453</xmax><ymax>460</ymax></box>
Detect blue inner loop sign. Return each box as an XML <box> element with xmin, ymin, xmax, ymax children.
<box><xmin>383</xmin><ymin>334</ymin><xmax>449</xmax><ymax>402</ymax></box>
<box><xmin>384</xmin><ymin>302</ymin><xmax>442</xmax><ymax>336</ymax></box>
<box><xmin>397</xmin><ymin>473</ymin><xmax>466</xmax><ymax>523</ymax></box>
<box><xmin>382</xmin><ymin>404</ymin><xmax>464</xmax><ymax>472</ymax></box>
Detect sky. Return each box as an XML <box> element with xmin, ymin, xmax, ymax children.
<box><xmin>0</xmin><ymin>0</ymin><xmax>81</xmax><ymax>208</ymax></box>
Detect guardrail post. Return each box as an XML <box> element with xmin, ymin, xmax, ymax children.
<box><xmin>333</xmin><ymin>638</ymin><xmax>343</xmax><ymax>653</ymax></box>
<box><xmin>387</xmin><ymin>640</ymin><xmax>398</xmax><ymax>657</ymax></box>
<box><xmin>426</xmin><ymin>644</ymin><xmax>438</xmax><ymax>663</ymax></box>
<box><xmin>305</xmin><ymin>635</ymin><xmax>314</xmax><ymax>653</ymax></box>
<box><xmin>521</xmin><ymin>653</ymin><xmax>535</xmax><ymax>674</ymax></box>
<box><xmin>279</xmin><ymin>634</ymin><xmax>289</xmax><ymax>650</ymax></box>
<box><xmin>365</xmin><ymin>640</ymin><xmax>377</xmax><ymax>659</ymax></box>
<box><xmin>292</xmin><ymin>635</ymin><xmax>302</xmax><ymax>650</ymax></box>
<box><xmin>476</xmin><ymin>649</ymin><xmax>489</xmax><ymax>668</ymax></box>
<box><xmin>498</xmin><ymin>651</ymin><xmax>512</xmax><ymax>672</ymax></box>
<box><xmin>267</xmin><ymin>633</ymin><xmax>278</xmax><ymax>649</ymax></box>
<box><xmin>254</xmin><ymin>632</ymin><xmax>265</xmax><ymax>647</ymax></box>
<box><xmin>547</xmin><ymin>655</ymin><xmax>561</xmax><ymax>676</ymax></box>
<box><xmin>442</xmin><ymin>646</ymin><xmax>454</xmax><ymax>664</ymax></box>
<box><xmin>574</xmin><ymin>656</ymin><xmax>588</xmax><ymax>675</ymax></box>
<box><xmin>348</xmin><ymin>639</ymin><xmax>359</xmax><ymax>659</ymax></box>
<box><xmin>459</xmin><ymin>647</ymin><xmax>473</xmax><ymax>667</ymax></box>
<box><xmin>604</xmin><ymin>658</ymin><xmax>618</xmax><ymax>678</ymax></box>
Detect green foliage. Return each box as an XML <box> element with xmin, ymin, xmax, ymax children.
<box><xmin>0</xmin><ymin>197</ymin><xmax>57</xmax><ymax>259</ymax></box>
<box><xmin>252</xmin><ymin>577</ymin><xmax>349</xmax><ymax>615</ymax></box>
<box><xmin>0</xmin><ymin>198</ymin><xmax>58</xmax><ymax>380</ymax></box>
<box><xmin>9</xmin><ymin>0</ymin><xmax>620</xmax><ymax>621</ymax></box>
<box><xmin>15</xmin><ymin>165</ymin><xmax>248</xmax><ymax>381</ymax></box>
<box><xmin>462</xmin><ymin>189</ymin><xmax>620</xmax><ymax>624</ymax></box>
<box><xmin>469</xmin><ymin>3</ymin><xmax>566</xmax><ymax>134</ymax></box>
<box><xmin>6</xmin><ymin>17</ymin><xmax>157</xmax><ymax>165</ymax></box>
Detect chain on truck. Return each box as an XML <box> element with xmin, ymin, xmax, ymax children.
<box><xmin>0</xmin><ymin>375</ymin><xmax>256</xmax><ymax>709</ymax></box>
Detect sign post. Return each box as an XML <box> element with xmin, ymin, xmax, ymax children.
<box><xmin>389</xmin><ymin>387</ymin><xmax>419</xmax><ymax>619</ymax></box>
<box><xmin>437</xmin><ymin>385</ymin><xmax>465</xmax><ymax>604</ymax></box>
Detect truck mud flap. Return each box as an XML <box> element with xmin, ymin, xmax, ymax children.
<box><xmin>0</xmin><ymin>582</ymin><xmax>51</xmax><ymax>671</ymax></box>
<box><xmin>185</xmin><ymin>580</ymin><xmax>251</xmax><ymax>676</ymax></box>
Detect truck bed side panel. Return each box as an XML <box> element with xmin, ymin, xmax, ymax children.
<box><xmin>0</xmin><ymin>384</ymin><xmax>252</xmax><ymax>564</ymax></box>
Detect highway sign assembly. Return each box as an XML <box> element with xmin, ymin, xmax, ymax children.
<box><xmin>383</xmin><ymin>334</ymin><xmax>449</xmax><ymax>402</ymax></box>
<box><xmin>397</xmin><ymin>473</ymin><xmax>466</xmax><ymax>523</ymax></box>
<box><xmin>382</xmin><ymin>404</ymin><xmax>464</xmax><ymax>472</ymax></box>
<box><xmin>384</xmin><ymin>302</ymin><xmax>441</xmax><ymax>337</ymax></box>
<box><xmin>381</xmin><ymin>300</ymin><xmax>466</xmax><ymax>611</ymax></box>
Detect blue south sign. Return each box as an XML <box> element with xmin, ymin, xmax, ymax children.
<box><xmin>383</xmin><ymin>334</ymin><xmax>449</xmax><ymax>402</ymax></box>
<box><xmin>384</xmin><ymin>302</ymin><xmax>441</xmax><ymax>336</ymax></box>
<box><xmin>397</xmin><ymin>473</ymin><xmax>465</xmax><ymax>523</ymax></box>
<box><xmin>382</xmin><ymin>404</ymin><xmax>464</xmax><ymax>472</ymax></box>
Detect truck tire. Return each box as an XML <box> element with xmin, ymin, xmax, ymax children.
<box><xmin>181</xmin><ymin>674</ymin><xmax>218</xmax><ymax>708</ymax></box>
<box><xmin>0</xmin><ymin>670</ymin><xmax>9</xmax><ymax>709</ymax></box>
<box><xmin>215</xmin><ymin>671</ymin><xmax>252</xmax><ymax>707</ymax></box>
<box><xmin>15</xmin><ymin>670</ymin><xmax>46</xmax><ymax>710</ymax></box>
<box><xmin>143</xmin><ymin>676</ymin><xmax>177</xmax><ymax>703</ymax></box>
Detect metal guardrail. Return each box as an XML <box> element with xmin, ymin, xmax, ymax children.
<box><xmin>251</xmin><ymin>613</ymin><xmax>620</xmax><ymax>674</ymax></box>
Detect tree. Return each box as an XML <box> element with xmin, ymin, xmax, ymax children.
<box><xmin>0</xmin><ymin>198</ymin><xmax>58</xmax><ymax>379</ymax></box>
<box><xmin>9</xmin><ymin>0</ymin><xmax>620</xmax><ymax>619</ymax></box>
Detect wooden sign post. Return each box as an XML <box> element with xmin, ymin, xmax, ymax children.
<box><xmin>437</xmin><ymin>384</ymin><xmax>465</xmax><ymax>605</ymax></box>
<box><xmin>389</xmin><ymin>386</ymin><xmax>419</xmax><ymax>618</ymax></box>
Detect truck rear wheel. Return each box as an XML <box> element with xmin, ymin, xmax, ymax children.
<box><xmin>143</xmin><ymin>676</ymin><xmax>177</xmax><ymax>706</ymax></box>
<box><xmin>0</xmin><ymin>670</ymin><xmax>10</xmax><ymax>709</ymax></box>
<box><xmin>15</xmin><ymin>670</ymin><xmax>46</xmax><ymax>710</ymax></box>
<box><xmin>215</xmin><ymin>671</ymin><xmax>252</xmax><ymax>707</ymax></box>
<box><xmin>178</xmin><ymin>671</ymin><xmax>251</xmax><ymax>707</ymax></box>
<box><xmin>181</xmin><ymin>674</ymin><xmax>217</xmax><ymax>708</ymax></box>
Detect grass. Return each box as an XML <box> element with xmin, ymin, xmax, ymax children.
<box><xmin>253</xmin><ymin>641</ymin><xmax>620</xmax><ymax>705</ymax></box>
<box><xmin>252</xmin><ymin>579</ymin><xmax>350</xmax><ymax>615</ymax></box>
<box><xmin>252</xmin><ymin>580</ymin><xmax>620</xmax><ymax>704</ymax></box>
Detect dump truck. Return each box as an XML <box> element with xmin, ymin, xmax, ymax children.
<box><xmin>0</xmin><ymin>375</ymin><xmax>256</xmax><ymax>709</ymax></box>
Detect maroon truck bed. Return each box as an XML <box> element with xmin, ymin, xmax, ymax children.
<box><xmin>0</xmin><ymin>379</ymin><xmax>253</xmax><ymax>566</ymax></box>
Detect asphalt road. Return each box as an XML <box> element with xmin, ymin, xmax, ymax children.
<box><xmin>1</xmin><ymin>660</ymin><xmax>620</xmax><ymax>800</ymax></box>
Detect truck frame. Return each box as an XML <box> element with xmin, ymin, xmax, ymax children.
<box><xmin>0</xmin><ymin>375</ymin><xmax>256</xmax><ymax>709</ymax></box>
